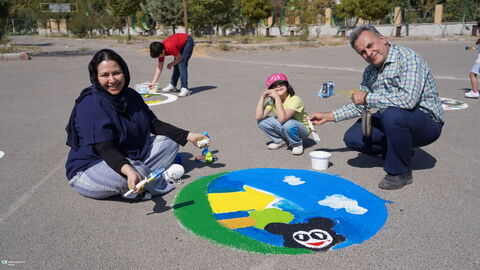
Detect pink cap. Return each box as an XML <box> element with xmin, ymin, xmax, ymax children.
<box><xmin>265</xmin><ymin>73</ymin><xmax>288</xmax><ymax>88</ymax></box>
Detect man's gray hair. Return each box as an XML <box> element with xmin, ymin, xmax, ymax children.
<box><xmin>349</xmin><ymin>25</ymin><xmax>382</xmax><ymax>48</ymax></box>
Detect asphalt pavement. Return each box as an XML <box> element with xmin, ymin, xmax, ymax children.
<box><xmin>0</xmin><ymin>35</ymin><xmax>479</xmax><ymax>269</ymax></box>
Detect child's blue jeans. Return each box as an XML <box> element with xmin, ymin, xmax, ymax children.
<box><xmin>171</xmin><ymin>36</ymin><xmax>194</xmax><ymax>89</ymax></box>
<box><xmin>257</xmin><ymin>116</ymin><xmax>309</xmax><ymax>147</ymax></box>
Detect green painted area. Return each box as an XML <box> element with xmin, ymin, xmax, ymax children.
<box><xmin>249</xmin><ymin>208</ymin><xmax>294</xmax><ymax>230</ymax></box>
<box><xmin>173</xmin><ymin>173</ymin><xmax>312</xmax><ymax>254</ymax></box>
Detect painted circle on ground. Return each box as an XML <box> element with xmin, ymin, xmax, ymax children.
<box><xmin>142</xmin><ymin>93</ymin><xmax>178</xmax><ymax>107</ymax></box>
<box><xmin>441</xmin><ymin>97</ymin><xmax>468</xmax><ymax>110</ymax></box>
<box><xmin>174</xmin><ymin>168</ymin><xmax>389</xmax><ymax>254</ymax></box>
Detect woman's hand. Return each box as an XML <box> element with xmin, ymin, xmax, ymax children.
<box><xmin>121</xmin><ymin>164</ymin><xmax>143</xmax><ymax>194</ymax></box>
<box><xmin>187</xmin><ymin>132</ymin><xmax>209</xmax><ymax>148</ymax></box>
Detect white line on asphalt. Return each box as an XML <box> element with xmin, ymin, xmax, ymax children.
<box><xmin>213</xmin><ymin>58</ymin><xmax>469</xmax><ymax>81</ymax></box>
<box><xmin>0</xmin><ymin>151</ymin><xmax>4</xmax><ymax>159</ymax></box>
<box><xmin>147</xmin><ymin>93</ymin><xmax>177</xmax><ymax>107</ymax></box>
<box><xmin>0</xmin><ymin>161</ymin><xmax>64</xmax><ymax>224</ymax></box>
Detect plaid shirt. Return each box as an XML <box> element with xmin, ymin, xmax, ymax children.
<box><xmin>333</xmin><ymin>44</ymin><xmax>444</xmax><ymax>124</ymax></box>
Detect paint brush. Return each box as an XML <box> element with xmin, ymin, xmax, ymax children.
<box><xmin>307</xmin><ymin>118</ymin><xmax>321</xmax><ymax>143</ymax></box>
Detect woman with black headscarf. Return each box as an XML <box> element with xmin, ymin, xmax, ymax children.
<box><xmin>65</xmin><ymin>49</ymin><xmax>205</xmax><ymax>200</ymax></box>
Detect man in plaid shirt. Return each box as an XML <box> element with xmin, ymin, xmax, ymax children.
<box><xmin>309</xmin><ymin>25</ymin><xmax>444</xmax><ymax>190</ymax></box>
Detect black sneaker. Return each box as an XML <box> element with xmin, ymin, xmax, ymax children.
<box><xmin>378</xmin><ymin>171</ymin><xmax>413</xmax><ymax>190</ymax></box>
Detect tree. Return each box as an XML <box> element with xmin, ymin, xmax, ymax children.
<box><xmin>1</xmin><ymin>0</ymin><xmax>12</xmax><ymax>42</ymax></box>
<box><xmin>68</xmin><ymin>1</ymin><xmax>98</xmax><ymax>37</ymax></box>
<box><xmin>239</xmin><ymin>0</ymin><xmax>273</xmax><ymax>35</ymax></box>
<box><xmin>187</xmin><ymin>0</ymin><xmax>237</xmax><ymax>36</ymax></box>
<box><xmin>357</xmin><ymin>0</ymin><xmax>390</xmax><ymax>22</ymax></box>
<box><xmin>106</xmin><ymin>0</ymin><xmax>141</xmax><ymax>40</ymax></box>
<box><xmin>285</xmin><ymin>0</ymin><xmax>335</xmax><ymax>37</ymax></box>
<box><xmin>335</xmin><ymin>0</ymin><xmax>390</xmax><ymax>26</ymax></box>
<box><xmin>444</xmin><ymin>0</ymin><xmax>480</xmax><ymax>22</ymax></box>
<box><xmin>147</xmin><ymin>0</ymin><xmax>183</xmax><ymax>34</ymax></box>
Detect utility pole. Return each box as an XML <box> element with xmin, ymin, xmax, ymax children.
<box><xmin>183</xmin><ymin>0</ymin><xmax>189</xmax><ymax>34</ymax></box>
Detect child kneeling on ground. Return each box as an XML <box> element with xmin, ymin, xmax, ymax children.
<box><xmin>255</xmin><ymin>73</ymin><xmax>310</xmax><ymax>155</ymax></box>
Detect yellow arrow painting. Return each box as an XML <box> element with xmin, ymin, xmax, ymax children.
<box><xmin>208</xmin><ymin>186</ymin><xmax>275</xmax><ymax>214</ymax></box>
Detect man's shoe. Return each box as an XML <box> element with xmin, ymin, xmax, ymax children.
<box><xmin>378</xmin><ymin>171</ymin><xmax>413</xmax><ymax>190</ymax></box>
<box><xmin>162</xmin><ymin>84</ymin><xmax>176</xmax><ymax>92</ymax></box>
<box><xmin>267</xmin><ymin>141</ymin><xmax>286</xmax><ymax>150</ymax></box>
<box><xmin>178</xmin><ymin>87</ymin><xmax>192</xmax><ymax>97</ymax></box>
<box><xmin>465</xmin><ymin>90</ymin><xmax>479</xmax><ymax>98</ymax></box>
<box><xmin>291</xmin><ymin>145</ymin><xmax>304</xmax><ymax>155</ymax></box>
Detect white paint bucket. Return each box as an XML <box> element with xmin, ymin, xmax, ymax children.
<box><xmin>309</xmin><ymin>151</ymin><xmax>331</xmax><ymax>171</ymax></box>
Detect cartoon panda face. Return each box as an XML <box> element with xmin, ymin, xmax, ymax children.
<box><xmin>292</xmin><ymin>229</ymin><xmax>333</xmax><ymax>249</ymax></box>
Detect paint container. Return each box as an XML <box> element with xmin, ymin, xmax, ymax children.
<box><xmin>309</xmin><ymin>151</ymin><xmax>331</xmax><ymax>171</ymax></box>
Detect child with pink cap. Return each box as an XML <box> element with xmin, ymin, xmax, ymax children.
<box><xmin>255</xmin><ymin>73</ymin><xmax>310</xmax><ymax>155</ymax></box>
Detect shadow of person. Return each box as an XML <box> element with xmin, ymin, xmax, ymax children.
<box><xmin>146</xmin><ymin>196</ymin><xmax>172</xmax><ymax>215</ymax></box>
<box><xmin>190</xmin><ymin>85</ymin><xmax>217</xmax><ymax>94</ymax></box>
<box><xmin>303</xmin><ymin>138</ymin><xmax>318</xmax><ymax>149</ymax></box>
<box><xmin>310</xmin><ymin>147</ymin><xmax>350</xmax><ymax>153</ymax></box>
<box><xmin>347</xmin><ymin>148</ymin><xmax>437</xmax><ymax>170</ymax></box>
<box><xmin>179</xmin><ymin>151</ymin><xmax>226</xmax><ymax>176</ymax></box>
<box><xmin>411</xmin><ymin>148</ymin><xmax>437</xmax><ymax>170</ymax></box>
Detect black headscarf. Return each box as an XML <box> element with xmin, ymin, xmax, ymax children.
<box><xmin>66</xmin><ymin>49</ymin><xmax>131</xmax><ymax>151</ymax></box>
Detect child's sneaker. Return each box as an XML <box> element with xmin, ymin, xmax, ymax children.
<box><xmin>178</xmin><ymin>87</ymin><xmax>192</xmax><ymax>97</ymax></box>
<box><xmin>162</xmin><ymin>164</ymin><xmax>185</xmax><ymax>184</ymax></box>
<box><xmin>291</xmin><ymin>145</ymin><xmax>304</xmax><ymax>155</ymax></box>
<box><xmin>162</xmin><ymin>84</ymin><xmax>176</xmax><ymax>92</ymax></box>
<box><xmin>465</xmin><ymin>90</ymin><xmax>479</xmax><ymax>98</ymax></box>
<box><xmin>267</xmin><ymin>141</ymin><xmax>286</xmax><ymax>150</ymax></box>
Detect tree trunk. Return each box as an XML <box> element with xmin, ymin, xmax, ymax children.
<box><xmin>183</xmin><ymin>0</ymin><xmax>189</xmax><ymax>34</ymax></box>
<box><xmin>126</xmin><ymin>17</ymin><xmax>131</xmax><ymax>41</ymax></box>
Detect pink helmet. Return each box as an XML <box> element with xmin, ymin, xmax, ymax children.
<box><xmin>265</xmin><ymin>73</ymin><xmax>288</xmax><ymax>88</ymax></box>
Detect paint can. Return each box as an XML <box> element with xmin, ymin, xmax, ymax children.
<box><xmin>309</xmin><ymin>151</ymin><xmax>331</xmax><ymax>171</ymax></box>
<box><xmin>174</xmin><ymin>153</ymin><xmax>182</xmax><ymax>165</ymax></box>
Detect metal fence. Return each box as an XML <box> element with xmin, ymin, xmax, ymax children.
<box><xmin>7</xmin><ymin>18</ymin><xmax>38</xmax><ymax>35</ymax></box>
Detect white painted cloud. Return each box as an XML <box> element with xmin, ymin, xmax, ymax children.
<box><xmin>282</xmin><ymin>175</ymin><xmax>305</xmax><ymax>186</ymax></box>
<box><xmin>318</xmin><ymin>194</ymin><xmax>368</xmax><ymax>215</ymax></box>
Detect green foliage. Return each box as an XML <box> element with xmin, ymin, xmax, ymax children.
<box><xmin>106</xmin><ymin>0</ymin><xmax>141</xmax><ymax>18</ymax></box>
<box><xmin>358</xmin><ymin>0</ymin><xmax>389</xmax><ymax>21</ymax></box>
<box><xmin>335</xmin><ymin>0</ymin><xmax>389</xmax><ymax>24</ymax></box>
<box><xmin>285</xmin><ymin>0</ymin><xmax>335</xmax><ymax>37</ymax></box>
<box><xmin>188</xmin><ymin>0</ymin><xmax>237</xmax><ymax>35</ymax></box>
<box><xmin>335</xmin><ymin>0</ymin><xmax>361</xmax><ymax>21</ymax></box>
<box><xmin>147</xmin><ymin>0</ymin><xmax>183</xmax><ymax>32</ymax></box>
<box><xmin>239</xmin><ymin>0</ymin><xmax>273</xmax><ymax>26</ymax></box>
<box><xmin>444</xmin><ymin>0</ymin><xmax>480</xmax><ymax>22</ymax></box>
<box><xmin>1</xmin><ymin>0</ymin><xmax>12</xmax><ymax>42</ymax></box>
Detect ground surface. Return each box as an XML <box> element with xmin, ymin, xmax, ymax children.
<box><xmin>0</xmin><ymin>35</ymin><xmax>479</xmax><ymax>269</ymax></box>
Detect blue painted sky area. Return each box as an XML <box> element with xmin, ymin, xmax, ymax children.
<box><xmin>207</xmin><ymin>168</ymin><xmax>389</xmax><ymax>250</ymax></box>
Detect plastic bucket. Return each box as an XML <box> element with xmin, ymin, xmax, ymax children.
<box><xmin>309</xmin><ymin>151</ymin><xmax>331</xmax><ymax>171</ymax></box>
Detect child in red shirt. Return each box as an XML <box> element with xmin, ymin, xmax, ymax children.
<box><xmin>149</xmin><ymin>33</ymin><xmax>195</xmax><ymax>97</ymax></box>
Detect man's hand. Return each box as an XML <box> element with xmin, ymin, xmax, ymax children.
<box><xmin>167</xmin><ymin>62</ymin><xmax>174</xmax><ymax>70</ymax></box>
<box><xmin>308</xmin><ymin>112</ymin><xmax>334</xmax><ymax>125</ymax></box>
<box><xmin>351</xmin><ymin>91</ymin><xmax>368</xmax><ymax>105</ymax></box>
